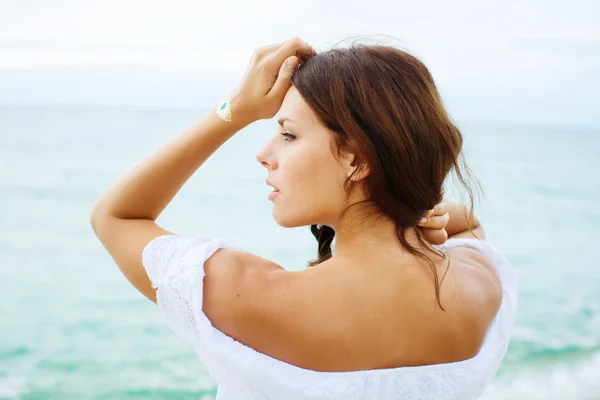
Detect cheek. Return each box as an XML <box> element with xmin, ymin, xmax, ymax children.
<box><xmin>273</xmin><ymin>142</ymin><xmax>346</xmax><ymax>227</ymax></box>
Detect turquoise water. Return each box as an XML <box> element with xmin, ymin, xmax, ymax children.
<box><xmin>0</xmin><ymin>105</ymin><xmax>598</xmax><ymax>399</ymax></box>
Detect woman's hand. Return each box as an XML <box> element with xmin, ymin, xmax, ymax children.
<box><xmin>418</xmin><ymin>200</ymin><xmax>450</xmax><ymax>245</ymax></box>
<box><xmin>230</xmin><ymin>37</ymin><xmax>316</xmax><ymax>123</ymax></box>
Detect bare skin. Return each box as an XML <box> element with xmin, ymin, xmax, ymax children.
<box><xmin>204</xmin><ymin>214</ymin><xmax>501</xmax><ymax>372</ymax></box>
<box><xmin>91</xmin><ymin>37</ymin><xmax>503</xmax><ymax>373</ymax></box>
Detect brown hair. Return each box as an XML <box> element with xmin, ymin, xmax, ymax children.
<box><xmin>291</xmin><ymin>38</ymin><xmax>480</xmax><ymax>310</ymax></box>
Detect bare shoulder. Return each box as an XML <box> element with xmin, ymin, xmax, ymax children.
<box><xmin>439</xmin><ymin>243</ymin><xmax>503</xmax><ymax>325</ymax></box>
<box><xmin>202</xmin><ymin>248</ymin><xmax>286</xmax><ymax>334</ymax></box>
<box><xmin>437</xmin><ymin>242</ymin><xmax>504</xmax><ymax>356</ymax></box>
<box><xmin>446</xmin><ymin>242</ymin><xmax>502</xmax><ymax>296</ymax></box>
<box><xmin>371</xmin><ymin>242</ymin><xmax>505</xmax><ymax>366</ymax></box>
<box><xmin>201</xmin><ymin>249</ymin><xmax>334</xmax><ymax>366</ymax></box>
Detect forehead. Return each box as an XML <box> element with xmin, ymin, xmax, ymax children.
<box><xmin>278</xmin><ymin>86</ymin><xmax>320</xmax><ymax>127</ymax></box>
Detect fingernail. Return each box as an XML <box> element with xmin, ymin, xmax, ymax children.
<box><xmin>286</xmin><ymin>58</ymin><xmax>298</xmax><ymax>70</ymax></box>
<box><xmin>420</xmin><ymin>217</ymin><xmax>427</xmax><ymax>224</ymax></box>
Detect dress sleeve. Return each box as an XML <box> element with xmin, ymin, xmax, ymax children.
<box><xmin>141</xmin><ymin>235</ymin><xmax>241</xmax><ymax>344</ymax></box>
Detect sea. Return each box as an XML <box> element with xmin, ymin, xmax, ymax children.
<box><xmin>0</xmin><ymin>105</ymin><xmax>598</xmax><ymax>399</ymax></box>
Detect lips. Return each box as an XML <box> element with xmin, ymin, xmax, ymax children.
<box><xmin>266</xmin><ymin>179</ymin><xmax>280</xmax><ymax>201</ymax></box>
<box><xmin>266</xmin><ymin>179</ymin><xmax>280</xmax><ymax>192</ymax></box>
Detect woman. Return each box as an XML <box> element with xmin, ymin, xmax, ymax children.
<box><xmin>91</xmin><ymin>37</ymin><xmax>518</xmax><ymax>399</ymax></box>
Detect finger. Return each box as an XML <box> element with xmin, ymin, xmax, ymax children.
<box><xmin>431</xmin><ymin>212</ymin><xmax>450</xmax><ymax>229</ymax></box>
<box><xmin>258</xmin><ymin>40</ymin><xmax>287</xmax><ymax>54</ymax></box>
<box><xmin>419</xmin><ymin>213</ymin><xmax>434</xmax><ymax>225</ymax></box>
<box><xmin>420</xmin><ymin>227</ymin><xmax>448</xmax><ymax>245</ymax></box>
<box><xmin>272</xmin><ymin>37</ymin><xmax>316</xmax><ymax>64</ymax></box>
<box><xmin>433</xmin><ymin>202</ymin><xmax>446</xmax><ymax>216</ymax></box>
<box><xmin>269</xmin><ymin>56</ymin><xmax>298</xmax><ymax>100</ymax></box>
<box><xmin>421</xmin><ymin>209</ymin><xmax>434</xmax><ymax>222</ymax></box>
<box><xmin>420</xmin><ymin>213</ymin><xmax>449</xmax><ymax>229</ymax></box>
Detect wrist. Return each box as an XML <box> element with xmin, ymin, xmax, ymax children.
<box><xmin>225</xmin><ymin>90</ymin><xmax>256</xmax><ymax>127</ymax></box>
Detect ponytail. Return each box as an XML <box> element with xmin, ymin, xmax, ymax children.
<box><xmin>308</xmin><ymin>224</ymin><xmax>335</xmax><ymax>267</ymax></box>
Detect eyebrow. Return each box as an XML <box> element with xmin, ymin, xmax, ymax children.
<box><xmin>277</xmin><ymin>117</ymin><xmax>295</xmax><ymax>127</ymax></box>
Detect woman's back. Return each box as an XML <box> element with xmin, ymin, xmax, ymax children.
<box><xmin>142</xmin><ymin>235</ymin><xmax>517</xmax><ymax>400</ymax></box>
<box><xmin>205</xmin><ymin>240</ymin><xmax>503</xmax><ymax>373</ymax></box>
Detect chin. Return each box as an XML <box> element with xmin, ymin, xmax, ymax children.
<box><xmin>272</xmin><ymin>212</ymin><xmax>300</xmax><ymax>228</ymax></box>
<box><xmin>272</xmin><ymin>207</ymin><xmax>307</xmax><ymax>228</ymax></box>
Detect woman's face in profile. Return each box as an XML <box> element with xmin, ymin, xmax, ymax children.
<box><xmin>256</xmin><ymin>86</ymin><xmax>351</xmax><ymax>228</ymax></box>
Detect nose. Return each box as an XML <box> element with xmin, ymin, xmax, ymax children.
<box><xmin>256</xmin><ymin>140</ymin><xmax>277</xmax><ymax>170</ymax></box>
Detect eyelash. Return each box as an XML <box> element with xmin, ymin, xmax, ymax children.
<box><xmin>280</xmin><ymin>132</ymin><xmax>296</xmax><ymax>141</ymax></box>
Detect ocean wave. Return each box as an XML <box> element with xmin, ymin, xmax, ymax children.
<box><xmin>482</xmin><ymin>350</ymin><xmax>600</xmax><ymax>400</ymax></box>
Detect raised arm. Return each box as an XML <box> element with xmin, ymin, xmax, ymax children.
<box><xmin>89</xmin><ymin>109</ymin><xmax>248</xmax><ymax>302</ymax></box>
<box><xmin>90</xmin><ymin>38</ymin><xmax>316</xmax><ymax>302</ymax></box>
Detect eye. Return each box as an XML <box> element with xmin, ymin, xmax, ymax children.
<box><xmin>280</xmin><ymin>132</ymin><xmax>296</xmax><ymax>141</ymax></box>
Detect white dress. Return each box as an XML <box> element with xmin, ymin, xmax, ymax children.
<box><xmin>142</xmin><ymin>236</ymin><xmax>518</xmax><ymax>400</ymax></box>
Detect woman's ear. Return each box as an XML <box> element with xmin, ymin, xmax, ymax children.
<box><xmin>343</xmin><ymin>151</ymin><xmax>370</xmax><ymax>182</ymax></box>
<box><xmin>350</xmin><ymin>159</ymin><xmax>370</xmax><ymax>182</ymax></box>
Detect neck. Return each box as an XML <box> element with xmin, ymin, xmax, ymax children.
<box><xmin>331</xmin><ymin>204</ymin><xmax>421</xmax><ymax>259</ymax></box>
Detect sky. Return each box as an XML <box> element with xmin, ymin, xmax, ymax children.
<box><xmin>0</xmin><ymin>0</ymin><xmax>598</xmax><ymax>127</ymax></box>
